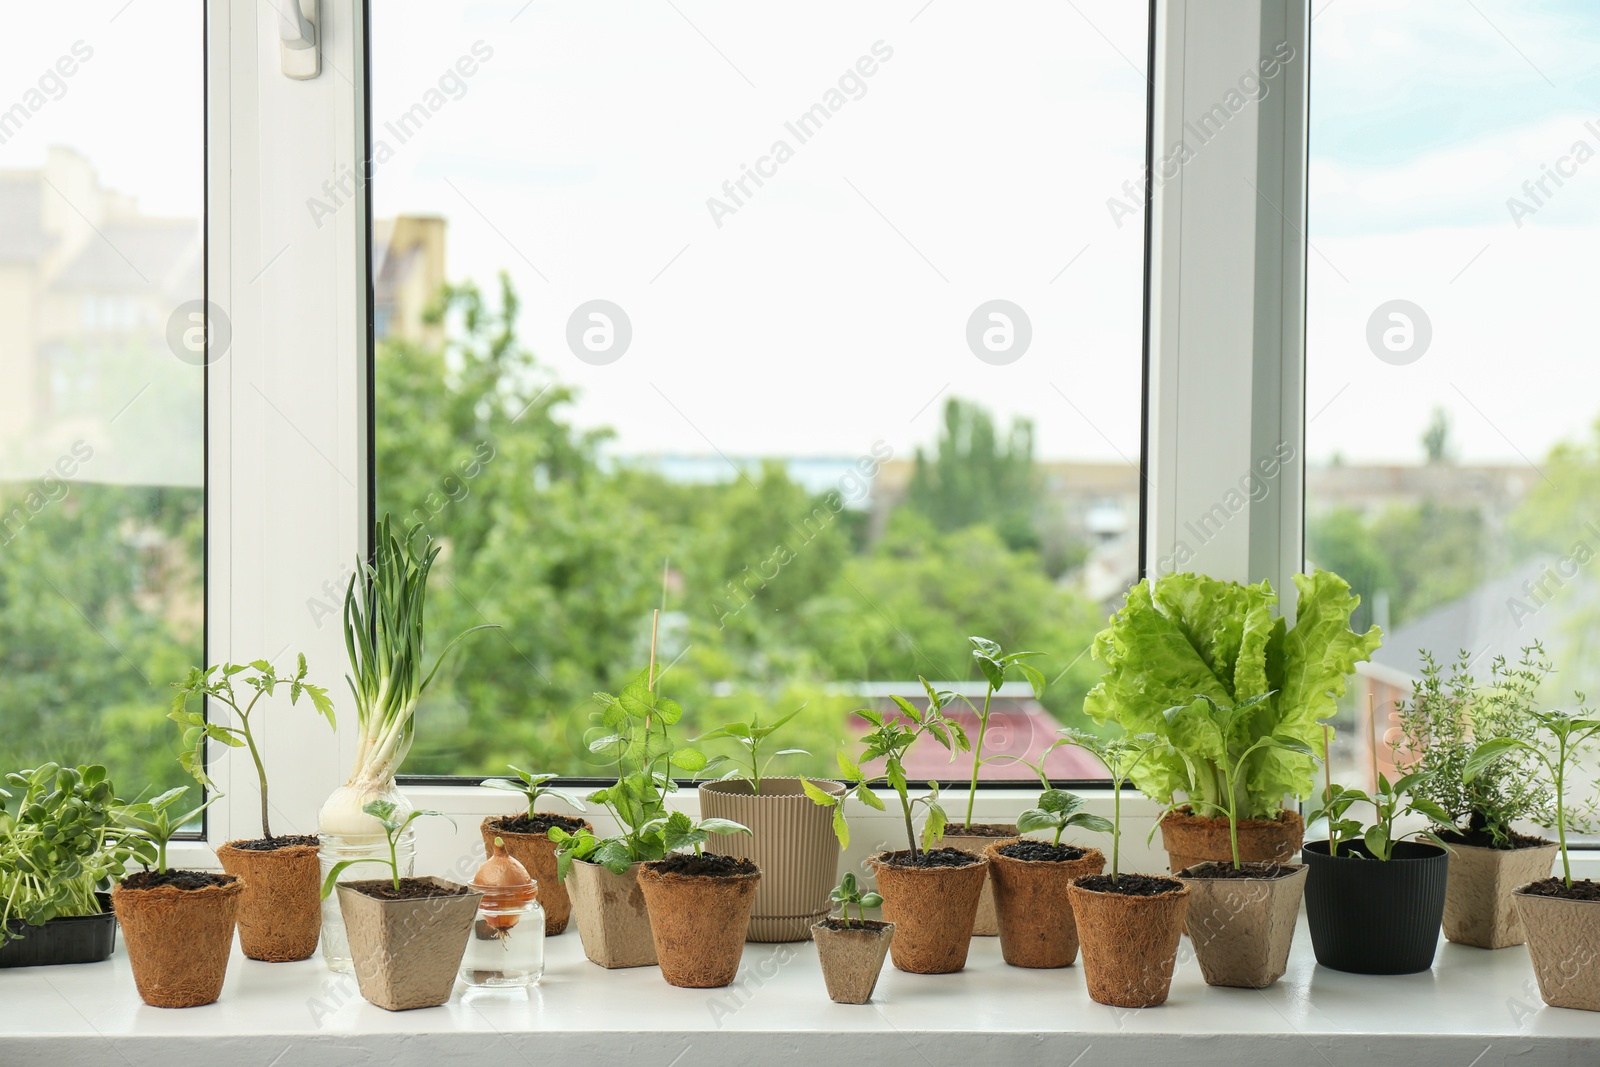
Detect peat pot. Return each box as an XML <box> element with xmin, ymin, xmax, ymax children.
<box><xmin>870</xmin><ymin>849</ymin><xmax>989</xmax><ymax>975</ymax></box>
<box><xmin>217</xmin><ymin>837</ymin><xmax>321</xmax><ymax>961</ymax></box>
<box><xmin>338</xmin><ymin>877</ymin><xmax>480</xmax><ymax>1011</ymax></box>
<box><xmin>567</xmin><ymin>859</ymin><xmax>657</xmax><ymax>968</ymax></box>
<box><xmin>1068</xmin><ymin>874</ymin><xmax>1191</xmax><ymax>1008</ymax></box>
<box><xmin>636</xmin><ymin>855</ymin><xmax>761</xmax><ymax>988</ymax></box>
<box><xmin>112</xmin><ymin>873</ymin><xmax>244</xmax><ymax>1008</ymax></box>
<box><xmin>939</xmin><ymin>823</ymin><xmax>1017</xmax><ymax>937</ymax></box>
<box><xmin>986</xmin><ymin>840</ymin><xmax>1105</xmax><ymax>968</ymax></box>
<box><xmin>811</xmin><ymin>919</ymin><xmax>895</xmax><ymax>1003</ymax></box>
<box><xmin>1440</xmin><ymin>836</ymin><xmax>1558</xmax><ymax>949</ymax></box>
<box><xmin>1160</xmin><ymin>807</ymin><xmax>1304</xmax><ymax>875</ymax></box>
<box><xmin>1178</xmin><ymin>862</ymin><xmax>1307</xmax><ymax>988</ymax></box>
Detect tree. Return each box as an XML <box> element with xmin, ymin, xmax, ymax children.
<box><xmin>906</xmin><ymin>399</ymin><xmax>1040</xmax><ymax>552</ymax></box>
<box><xmin>1422</xmin><ymin>407</ymin><xmax>1453</xmax><ymax>465</ymax></box>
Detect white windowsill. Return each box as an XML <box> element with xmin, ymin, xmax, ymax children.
<box><xmin>4</xmin><ymin>914</ymin><xmax>1596</xmax><ymax>1067</ymax></box>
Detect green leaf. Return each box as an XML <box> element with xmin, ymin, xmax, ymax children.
<box><xmin>921</xmin><ymin>802</ymin><xmax>947</xmax><ymax>851</ymax></box>
<box><xmin>837</xmin><ymin>750</ymin><xmax>863</xmax><ymax>780</ymax></box>
<box><xmin>975</xmin><ymin>655</ymin><xmax>1005</xmax><ymax>691</ymax></box>
<box><xmin>655</xmin><ymin>698</ymin><xmax>684</xmax><ymax>725</ymax></box>
<box><xmin>669</xmin><ymin>748</ymin><xmax>708</xmax><ymax>772</ymax></box>
<box><xmin>802</xmin><ymin>779</ymin><xmax>839</xmax><ymax>807</ymax></box>
<box><xmin>1015</xmin><ymin>808</ymin><xmax>1055</xmax><ymax>834</ymax></box>
<box><xmin>1068</xmin><ymin>812</ymin><xmax>1115</xmax><ymax>836</ymax></box>
<box><xmin>854</xmin><ymin>784</ymin><xmax>886</xmax><ymax>811</ymax></box>
<box><xmin>1464</xmin><ymin>737</ymin><xmax>1531</xmax><ymax>783</ymax></box>
<box><xmin>1018</xmin><ymin>662</ymin><xmax>1047</xmax><ymax>701</ymax></box>
<box><xmin>698</xmin><ymin>818</ymin><xmax>751</xmax><ymax>837</ymax></box>
<box><xmin>831</xmin><ymin>803</ymin><xmax>850</xmax><ymax>850</ymax></box>
<box><xmin>1037</xmin><ymin>789</ymin><xmax>1083</xmax><ymax>815</ymax></box>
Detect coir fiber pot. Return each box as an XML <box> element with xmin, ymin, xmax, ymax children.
<box><xmin>1159</xmin><ymin>806</ymin><xmax>1304</xmax><ymax>874</ymax></box>
<box><xmin>111</xmin><ymin>873</ymin><xmax>244</xmax><ymax>1008</ymax></box>
<box><xmin>338</xmin><ymin>877</ymin><xmax>481</xmax><ymax>1011</ymax></box>
<box><xmin>1301</xmin><ymin>839</ymin><xmax>1448</xmax><ymax>974</ymax></box>
<box><xmin>699</xmin><ymin>777</ymin><xmax>844</xmax><ymax>942</ymax></box>
<box><xmin>636</xmin><ymin>855</ymin><xmax>761</xmax><ymax>988</ymax></box>
<box><xmin>869</xmin><ymin>849</ymin><xmax>988</xmax><ymax>974</ymax></box>
<box><xmin>481</xmin><ymin>814</ymin><xmax>592</xmax><ymax>936</ymax></box>
<box><xmin>0</xmin><ymin>892</ymin><xmax>116</xmax><ymax>968</ymax></box>
<box><xmin>940</xmin><ymin>823</ymin><xmax>1017</xmax><ymax>936</ymax></box>
<box><xmin>216</xmin><ymin>838</ymin><xmax>321</xmax><ymax>961</ymax></box>
<box><xmin>1441</xmin><ymin>837</ymin><xmax>1557</xmax><ymax>949</ymax></box>
<box><xmin>1068</xmin><ymin>874</ymin><xmax>1191</xmax><ymax>1008</ymax></box>
<box><xmin>812</xmin><ymin>918</ymin><xmax>895</xmax><ymax>1003</ymax></box>
<box><xmin>986</xmin><ymin>840</ymin><xmax>1105</xmax><ymax>968</ymax></box>
<box><xmin>1514</xmin><ymin>882</ymin><xmax>1600</xmax><ymax>1011</ymax></box>
<box><xmin>1178</xmin><ymin>862</ymin><xmax>1307</xmax><ymax>988</ymax></box>
<box><xmin>567</xmin><ymin>858</ymin><xmax>657</xmax><ymax>968</ymax></box>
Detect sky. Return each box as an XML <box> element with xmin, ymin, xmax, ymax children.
<box><xmin>5</xmin><ymin>1</ymin><xmax>1599</xmax><ymax>470</ymax></box>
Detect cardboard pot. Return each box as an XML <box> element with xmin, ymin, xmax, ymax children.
<box><xmin>940</xmin><ymin>824</ymin><xmax>1017</xmax><ymax>936</ymax></box>
<box><xmin>481</xmin><ymin>815</ymin><xmax>592</xmax><ymax>936</ymax></box>
<box><xmin>1302</xmin><ymin>840</ymin><xmax>1447</xmax><ymax>974</ymax></box>
<box><xmin>1178</xmin><ymin>862</ymin><xmax>1307</xmax><ymax>988</ymax></box>
<box><xmin>870</xmin><ymin>851</ymin><xmax>988</xmax><ymax>974</ymax></box>
<box><xmin>636</xmin><ymin>860</ymin><xmax>761</xmax><ymax>987</ymax></box>
<box><xmin>1514</xmin><ymin>887</ymin><xmax>1600</xmax><ymax>1011</ymax></box>
<box><xmin>986</xmin><ymin>842</ymin><xmax>1105</xmax><ymax>968</ymax></box>
<box><xmin>111</xmin><ymin>874</ymin><xmax>244</xmax><ymax>1008</ymax></box>
<box><xmin>216</xmin><ymin>840</ymin><xmax>321</xmax><ymax>961</ymax></box>
<box><xmin>1442</xmin><ymin>839</ymin><xmax>1558</xmax><ymax>949</ymax></box>
<box><xmin>1159</xmin><ymin>807</ymin><xmax>1304</xmax><ymax>874</ymax></box>
<box><xmin>1068</xmin><ymin>876</ymin><xmax>1191</xmax><ymax>1008</ymax></box>
<box><xmin>567</xmin><ymin>859</ymin><xmax>657</xmax><ymax>968</ymax></box>
<box><xmin>699</xmin><ymin>777</ymin><xmax>845</xmax><ymax>941</ymax></box>
<box><xmin>812</xmin><ymin>919</ymin><xmax>895</xmax><ymax>1003</ymax></box>
<box><xmin>337</xmin><ymin>877</ymin><xmax>481</xmax><ymax>1011</ymax></box>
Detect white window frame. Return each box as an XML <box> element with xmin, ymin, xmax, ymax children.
<box><xmin>193</xmin><ymin>0</ymin><xmax>1591</xmax><ymax>881</ymax></box>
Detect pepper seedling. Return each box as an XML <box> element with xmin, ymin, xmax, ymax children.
<box><xmin>828</xmin><ymin>872</ymin><xmax>882</xmax><ymax>928</ymax></box>
<box><xmin>641</xmin><ymin>810</ymin><xmax>751</xmax><ymax>856</ymax></box>
<box><xmin>319</xmin><ymin>799</ymin><xmax>453</xmax><ymax>896</ymax></box>
<box><xmin>1308</xmin><ymin>772</ymin><xmax>1450</xmax><ymax>861</ymax></box>
<box><xmin>1056</xmin><ymin>729</ymin><xmax>1169</xmax><ymax>882</ymax></box>
<box><xmin>1015</xmin><ymin>789</ymin><xmax>1114</xmax><ymax>848</ymax></box>
<box><xmin>481</xmin><ymin>765</ymin><xmax>586</xmax><ymax>818</ymax></box>
<box><xmin>117</xmin><ymin>787</ymin><xmax>222</xmax><ymax>875</ymax></box>
<box><xmin>961</xmin><ymin>636</ymin><xmax>1045</xmax><ymax>827</ymax></box>
<box><xmin>696</xmin><ymin>705</ymin><xmax>810</xmax><ymax>791</ymax></box>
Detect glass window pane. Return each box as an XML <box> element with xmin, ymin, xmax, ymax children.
<box><xmin>1308</xmin><ymin>1</ymin><xmax>1600</xmax><ymax>790</ymax></box>
<box><xmin>371</xmin><ymin>2</ymin><xmax>1149</xmax><ymax>779</ymax></box>
<box><xmin>0</xmin><ymin>6</ymin><xmax>204</xmax><ymax>800</ymax></box>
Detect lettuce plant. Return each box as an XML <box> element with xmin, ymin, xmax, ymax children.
<box><xmin>1084</xmin><ymin>570</ymin><xmax>1380</xmax><ymax>821</ymax></box>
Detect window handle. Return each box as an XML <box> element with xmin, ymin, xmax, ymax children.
<box><xmin>279</xmin><ymin>0</ymin><xmax>320</xmax><ymax>81</ymax></box>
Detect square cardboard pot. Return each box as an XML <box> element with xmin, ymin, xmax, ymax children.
<box><xmin>1514</xmin><ymin>887</ymin><xmax>1600</xmax><ymax>1011</ymax></box>
<box><xmin>567</xmin><ymin>859</ymin><xmax>657</xmax><ymax>968</ymax></box>
<box><xmin>699</xmin><ymin>778</ymin><xmax>844</xmax><ymax>942</ymax></box>
<box><xmin>812</xmin><ymin>919</ymin><xmax>895</xmax><ymax>1003</ymax></box>
<box><xmin>1178</xmin><ymin>862</ymin><xmax>1306</xmax><ymax>988</ymax></box>
<box><xmin>1443</xmin><ymin>840</ymin><xmax>1558</xmax><ymax>949</ymax></box>
<box><xmin>338</xmin><ymin>877</ymin><xmax>480</xmax><ymax>1011</ymax></box>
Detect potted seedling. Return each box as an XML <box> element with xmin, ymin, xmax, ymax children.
<box><xmin>1391</xmin><ymin>648</ymin><xmax>1560</xmax><ymax>949</ymax></box>
<box><xmin>552</xmin><ymin>657</ymin><xmax>710</xmax><ymax>969</ymax></box>
<box><xmin>695</xmin><ymin>705</ymin><xmax>845</xmax><ymax>942</ymax></box>
<box><xmin>320</xmin><ymin>799</ymin><xmax>480</xmax><ymax>1011</ymax></box>
<box><xmin>944</xmin><ymin>636</ymin><xmax>1046</xmax><ymax>937</ymax></box>
<box><xmin>1085</xmin><ymin>571</ymin><xmax>1380</xmax><ymax>874</ymax></box>
<box><xmin>635</xmin><ymin>810</ymin><xmax>757</xmax><ymax>988</ymax></box>
<box><xmin>1466</xmin><ymin>695</ymin><xmax>1600</xmax><ymax>1010</ymax></box>
<box><xmin>985</xmin><ymin>786</ymin><xmax>1109</xmax><ymax>969</ymax></box>
<box><xmin>171</xmin><ymin>655</ymin><xmax>334</xmax><ymax>961</ymax></box>
<box><xmin>1166</xmin><ymin>695</ymin><xmax>1312</xmax><ymax>988</ymax></box>
<box><xmin>807</xmin><ymin>678</ymin><xmax>984</xmax><ymax>975</ymax></box>
<box><xmin>317</xmin><ymin>516</ymin><xmax>496</xmax><ymax>967</ymax></box>
<box><xmin>1058</xmin><ymin>730</ymin><xmax>1191</xmax><ymax>1009</ymax></box>
<box><xmin>480</xmin><ymin>766</ymin><xmax>589</xmax><ymax>935</ymax></box>
<box><xmin>0</xmin><ymin>763</ymin><xmax>147</xmax><ymax>968</ymax></box>
<box><xmin>812</xmin><ymin>872</ymin><xmax>893</xmax><ymax>1004</ymax></box>
<box><xmin>112</xmin><ymin>787</ymin><xmax>240</xmax><ymax>1008</ymax></box>
<box><xmin>1301</xmin><ymin>771</ymin><xmax>1451</xmax><ymax>974</ymax></box>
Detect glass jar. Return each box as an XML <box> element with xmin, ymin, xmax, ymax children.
<box><xmin>317</xmin><ymin>827</ymin><xmax>416</xmax><ymax>972</ymax></box>
<box><xmin>459</xmin><ymin>887</ymin><xmax>545</xmax><ymax>987</ymax></box>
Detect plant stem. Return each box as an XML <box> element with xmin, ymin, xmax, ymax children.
<box><xmin>388</xmin><ymin>826</ymin><xmax>401</xmax><ymax>892</ymax></box>
<box><xmin>965</xmin><ymin>687</ymin><xmax>993</xmax><ymax>827</ymax></box>
<box><xmin>1553</xmin><ymin>742</ymin><xmax>1571</xmax><ymax>888</ymax></box>
<box><xmin>1111</xmin><ymin>778</ymin><xmax>1121</xmax><ymax>881</ymax></box>
<box><xmin>901</xmin><ymin>794</ymin><xmax>918</xmax><ymax>863</ymax></box>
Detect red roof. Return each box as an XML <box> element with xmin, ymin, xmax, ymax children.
<box><xmin>854</xmin><ymin>697</ymin><xmax>1104</xmax><ymax>782</ymax></box>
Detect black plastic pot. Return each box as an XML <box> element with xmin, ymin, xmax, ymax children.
<box><xmin>0</xmin><ymin>892</ymin><xmax>118</xmax><ymax>968</ymax></box>
<box><xmin>1302</xmin><ymin>840</ymin><xmax>1447</xmax><ymax>974</ymax></box>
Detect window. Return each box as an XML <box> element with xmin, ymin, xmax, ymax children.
<box><xmin>370</xmin><ymin>1</ymin><xmax>1151</xmax><ymax>779</ymax></box>
<box><xmin>0</xmin><ymin>4</ymin><xmax>205</xmax><ymax>800</ymax></box>
<box><xmin>1307</xmin><ymin>1</ymin><xmax>1600</xmax><ymax>785</ymax></box>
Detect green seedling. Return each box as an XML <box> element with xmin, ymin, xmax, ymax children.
<box><xmin>117</xmin><ymin>786</ymin><xmax>222</xmax><ymax>875</ymax></box>
<box><xmin>1015</xmin><ymin>789</ymin><xmax>1114</xmax><ymax>848</ymax></box>
<box><xmin>319</xmin><ymin>799</ymin><xmax>453</xmax><ymax>896</ymax></box>
<box><xmin>696</xmin><ymin>705</ymin><xmax>809</xmax><ymax>791</ymax></box>
<box><xmin>481</xmin><ymin>765</ymin><xmax>586</xmax><ymax>817</ymax></box>
<box><xmin>1308</xmin><ymin>772</ymin><xmax>1450</xmax><ymax>861</ymax></box>
<box><xmin>961</xmin><ymin>636</ymin><xmax>1046</xmax><ymax>827</ymax></box>
<box><xmin>827</xmin><ymin>872</ymin><xmax>883</xmax><ymax>928</ymax></box>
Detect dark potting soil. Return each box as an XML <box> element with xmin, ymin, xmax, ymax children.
<box><xmin>1435</xmin><ymin>828</ymin><xmax>1551</xmax><ymax>851</ymax></box>
<box><xmin>878</xmin><ymin>847</ymin><xmax>982</xmax><ymax>869</ymax></box>
<box><xmin>1521</xmin><ymin>877</ymin><xmax>1600</xmax><ymax>902</ymax></box>
<box><xmin>490</xmin><ymin>813</ymin><xmax>588</xmax><ymax>836</ymax></box>
<box><xmin>228</xmin><ymin>834</ymin><xmax>320</xmax><ymax>852</ymax></box>
<box><xmin>816</xmin><ymin>918</ymin><xmax>892</xmax><ymax>933</ymax></box>
<box><xmin>942</xmin><ymin>823</ymin><xmax>1016</xmax><ymax>838</ymax></box>
<box><xmin>998</xmin><ymin>840</ymin><xmax>1087</xmax><ymax>863</ymax></box>
<box><xmin>1076</xmin><ymin>873</ymin><xmax>1185</xmax><ymax>897</ymax></box>
<box><xmin>651</xmin><ymin>853</ymin><xmax>759</xmax><ymax>878</ymax></box>
<box><xmin>120</xmin><ymin>870</ymin><xmax>232</xmax><ymax>891</ymax></box>
<box><xmin>350</xmin><ymin>878</ymin><xmax>471</xmax><ymax>901</ymax></box>
<box><xmin>1183</xmin><ymin>861</ymin><xmax>1297</xmax><ymax>880</ymax></box>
